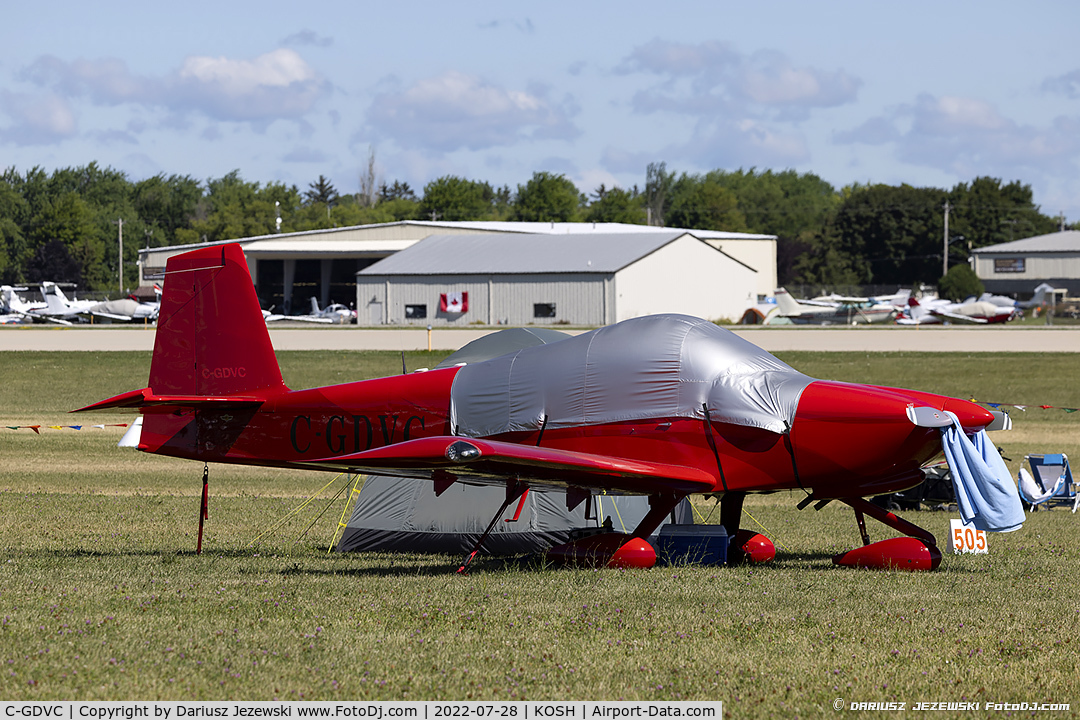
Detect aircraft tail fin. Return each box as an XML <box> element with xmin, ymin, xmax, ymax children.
<box><xmin>41</xmin><ymin>282</ymin><xmax>70</xmax><ymax>313</ymax></box>
<box><xmin>773</xmin><ymin>288</ymin><xmax>803</xmax><ymax>316</ymax></box>
<box><xmin>147</xmin><ymin>244</ymin><xmax>287</xmax><ymax>398</ymax></box>
<box><xmin>906</xmin><ymin>296</ymin><xmax>929</xmax><ymax>321</ymax></box>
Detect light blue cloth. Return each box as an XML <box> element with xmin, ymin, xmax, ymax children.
<box><xmin>941</xmin><ymin>412</ymin><xmax>1025</xmax><ymax>532</ymax></box>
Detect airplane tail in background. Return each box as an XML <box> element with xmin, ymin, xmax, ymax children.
<box><xmin>41</xmin><ymin>282</ymin><xmax>71</xmax><ymax>314</ymax></box>
<box><xmin>1025</xmin><ymin>283</ymin><xmax>1055</xmax><ymax>308</ymax></box>
<box><xmin>148</xmin><ymin>244</ymin><xmax>286</xmax><ymax>398</ymax></box>
<box><xmin>906</xmin><ymin>297</ymin><xmax>929</xmax><ymax>322</ymax></box>
<box><xmin>773</xmin><ymin>288</ymin><xmax>803</xmax><ymax>316</ymax></box>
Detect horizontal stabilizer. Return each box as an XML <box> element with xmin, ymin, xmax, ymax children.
<box><xmin>309</xmin><ymin>435</ymin><xmax>715</xmax><ymax>494</ymax></box>
<box><xmin>73</xmin><ymin>387</ymin><xmax>265</xmax><ymax>413</ymax></box>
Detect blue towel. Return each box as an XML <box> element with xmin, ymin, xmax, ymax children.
<box><xmin>941</xmin><ymin>412</ymin><xmax>1025</xmax><ymax>533</ymax></box>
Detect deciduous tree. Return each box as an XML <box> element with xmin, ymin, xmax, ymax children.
<box><xmin>511</xmin><ymin>172</ymin><xmax>580</xmax><ymax>222</ymax></box>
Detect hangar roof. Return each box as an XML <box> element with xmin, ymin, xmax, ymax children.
<box><xmin>241</xmin><ymin>238</ymin><xmax>414</xmax><ymax>256</ymax></box>
<box><xmin>973</xmin><ymin>230</ymin><xmax>1080</xmax><ymax>254</ymax></box>
<box><xmin>410</xmin><ymin>221</ymin><xmax>776</xmax><ymax>241</ymax></box>
<box><xmin>358</xmin><ymin>232</ymin><xmax>755</xmax><ymax>275</ymax></box>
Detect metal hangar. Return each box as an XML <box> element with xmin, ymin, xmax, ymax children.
<box><xmin>355</xmin><ymin>231</ymin><xmax>758</xmax><ymax>326</ymax></box>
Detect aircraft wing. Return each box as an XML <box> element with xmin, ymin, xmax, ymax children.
<box><xmin>90</xmin><ymin>310</ymin><xmax>137</xmax><ymax>321</ymax></box>
<box><xmin>308</xmin><ymin>436</ymin><xmax>716</xmax><ymax>495</ymax></box>
<box><xmin>929</xmin><ymin>309</ymin><xmax>988</xmax><ymax>324</ymax></box>
<box><xmin>23</xmin><ymin>310</ymin><xmax>74</xmax><ymax>326</ymax></box>
<box><xmin>288</xmin><ymin>316</ymin><xmax>334</xmax><ymax>324</ymax></box>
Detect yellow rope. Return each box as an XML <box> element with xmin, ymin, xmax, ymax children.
<box><xmin>610</xmin><ymin>496</ymin><xmax>626</xmax><ymax>531</ymax></box>
<box><xmin>296</xmin><ymin>478</ymin><xmax>353</xmax><ymax>544</ymax></box>
<box><xmin>742</xmin><ymin>507</ymin><xmax>788</xmax><ymax>552</ymax></box>
<box><xmin>327</xmin><ymin>474</ymin><xmax>364</xmax><ymax>553</ymax></box>
<box><xmin>247</xmin><ymin>472</ymin><xmax>344</xmax><ymax>548</ymax></box>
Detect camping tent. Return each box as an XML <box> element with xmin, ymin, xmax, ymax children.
<box><xmin>336</xmin><ymin>478</ymin><xmax>689</xmax><ymax>554</ymax></box>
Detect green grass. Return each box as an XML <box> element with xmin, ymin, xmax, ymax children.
<box><xmin>1</xmin><ymin>351</ymin><xmax>1078</xmax><ymax>709</ymax></box>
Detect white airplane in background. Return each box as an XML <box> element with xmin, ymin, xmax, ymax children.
<box><xmin>43</xmin><ymin>282</ymin><xmax>163</xmax><ymax>323</ymax></box>
<box><xmin>31</xmin><ymin>282</ymin><xmax>96</xmax><ymax>323</ymax></box>
<box><xmin>976</xmin><ymin>283</ymin><xmax>1056</xmax><ymax>310</ymax></box>
<box><xmin>289</xmin><ymin>297</ymin><xmax>356</xmax><ymax>324</ymax></box>
<box><xmin>767</xmin><ymin>288</ymin><xmax>899</xmax><ymax>325</ymax></box>
<box><xmin>6</xmin><ymin>282</ymin><xmax>161</xmax><ymax>324</ymax></box>
<box><xmin>89</xmin><ymin>296</ymin><xmax>160</xmax><ymax>322</ymax></box>
<box><xmin>1</xmin><ymin>285</ymin><xmax>43</xmax><ymax>324</ymax></box>
<box><xmin>896</xmin><ymin>296</ymin><xmax>1015</xmax><ymax>325</ymax></box>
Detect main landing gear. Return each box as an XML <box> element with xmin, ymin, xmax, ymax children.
<box><xmin>799</xmin><ymin>495</ymin><xmax>942</xmax><ymax>571</ymax></box>
<box><xmin>545</xmin><ymin>490</ymin><xmax>778</xmax><ymax>570</ymax></box>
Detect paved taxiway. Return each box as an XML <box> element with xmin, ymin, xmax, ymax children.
<box><xmin>2</xmin><ymin>324</ymin><xmax>1078</xmax><ymax>353</ymax></box>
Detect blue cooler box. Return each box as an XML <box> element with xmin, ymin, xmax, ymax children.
<box><xmin>653</xmin><ymin>524</ymin><xmax>729</xmax><ymax>566</ymax></box>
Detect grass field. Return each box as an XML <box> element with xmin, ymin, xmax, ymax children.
<box><xmin>1</xmin><ymin>350</ymin><xmax>1078</xmax><ymax>711</ymax></box>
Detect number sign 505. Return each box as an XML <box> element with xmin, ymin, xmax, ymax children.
<box><xmin>949</xmin><ymin>519</ymin><xmax>988</xmax><ymax>554</ymax></box>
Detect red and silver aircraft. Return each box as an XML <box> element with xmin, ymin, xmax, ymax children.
<box><xmin>77</xmin><ymin>244</ymin><xmax>1004</xmax><ymax>571</ymax></box>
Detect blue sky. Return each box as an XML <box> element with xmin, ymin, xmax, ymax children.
<box><xmin>3</xmin><ymin>1</ymin><xmax>1079</xmax><ymax>221</ymax></box>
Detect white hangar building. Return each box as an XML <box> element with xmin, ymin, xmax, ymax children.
<box><xmin>972</xmin><ymin>230</ymin><xmax>1080</xmax><ymax>296</ymax></box>
<box><xmin>355</xmin><ymin>231</ymin><xmax>759</xmax><ymax>326</ymax></box>
<box><xmin>137</xmin><ymin>221</ymin><xmax>776</xmax><ymax>317</ymax></box>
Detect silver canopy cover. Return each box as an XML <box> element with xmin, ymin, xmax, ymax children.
<box><xmin>449</xmin><ymin>314</ymin><xmax>814</xmax><ymax>437</ymax></box>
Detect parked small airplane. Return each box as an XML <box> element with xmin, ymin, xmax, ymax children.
<box><xmin>77</xmin><ymin>244</ymin><xmax>1017</xmax><ymax>571</ymax></box>
<box><xmin>976</xmin><ymin>283</ymin><xmax>1057</xmax><ymax>310</ymax></box>
<box><xmin>1</xmin><ymin>285</ymin><xmax>43</xmax><ymax>324</ymax></box>
<box><xmin>88</xmin><ymin>292</ymin><xmax>161</xmax><ymax>323</ymax></box>
<box><xmin>3</xmin><ymin>282</ymin><xmax>160</xmax><ymax>324</ymax></box>
<box><xmin>768</xmin><ymin>288</ymin><xmax>898</xmax><ymax>324</ymax></box>
<box><xmin>288</xmin><ymin>297</ymin><xmax>356</xmax><ymax>324</ymax></box>
<box><xmin>896</xmin><ymin>296</ymin><xmax>1015</xmax><ymax>325</ymax></box>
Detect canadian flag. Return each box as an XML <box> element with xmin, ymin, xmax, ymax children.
<box><xmin>440</xmin><ymin>291</ymin><xmax>468</xmax><ymax>313</ymax></box>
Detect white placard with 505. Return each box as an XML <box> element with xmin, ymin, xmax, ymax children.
<box><xmin>949</xmin><ymin>519</ymin><xmax>988</xmax><ymax>554</ymax></box>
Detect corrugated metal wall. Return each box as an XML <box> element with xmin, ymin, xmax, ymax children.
<box><xmin>356</xmin><ymin>274</ymin><xmax>610</xmax><ymax>326</ymax></box>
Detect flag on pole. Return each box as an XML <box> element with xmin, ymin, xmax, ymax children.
<box><xmin>440</xmin><ymin>291</ymin><xmax>468</xmax><ymax>313</ymax></box>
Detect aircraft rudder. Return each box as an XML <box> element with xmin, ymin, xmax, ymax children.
<box><xmin>149</xmin><ymin>244</ymin><xmax>286</xmax><ymax>398</ymax></box>
<box><xmin>773</xmin><ymin>288</ymin><xmax>801</xmax><ymax>315</ymax></box>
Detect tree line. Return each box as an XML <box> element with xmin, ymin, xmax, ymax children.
<box><xmin>0</xmin><ymin>162</ymin><xmax>1067</xmax><ymax>293</ymax></box>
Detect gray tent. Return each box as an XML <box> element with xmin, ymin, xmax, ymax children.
<box><xmin>336</xmin><ymin>478</ymin><xmax>688</xmax><ymax>555</ymax></box>
<box><xmin>336</xmin><ymin>326</ymin><xmax>690</xmax><ymax>555</ymax></box>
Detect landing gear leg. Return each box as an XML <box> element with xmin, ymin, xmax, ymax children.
<box><xmin>721</xmin><ymin>491</ymin><xmax>775</xmax><ymax>564</ymax></box>
<box><xmin>832</xmin><ymin>497</ymin><xmax>941</xmax><ymax>571</ymax></box>
<box><xmin>720</xmin><ymin>492</ymin><xmax>746</xmax><ymax>564</ymax></box>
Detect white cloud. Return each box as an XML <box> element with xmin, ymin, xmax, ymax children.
<box><xmin>179</xmin><ymin>49</ymin><xmax>315</xmax><ymax>94</ymax></box>
<box><xmin>682</xmin><ymin>118</ymin><xmax>810</xmax><ymax>167</ymax></box>
<box><xmin>1042</xmin><ymin>70</ymin><xmax>1080</xmax><ymax>99</ymax></box>
<box><xmin>738</xmin><ymin>51</ymin><xmax>860</xmax><ymax>110</ymax></box>
<box><xmin>17</xmin><ymin>49</ymin><xmax>329</xmax><ymax>127</ymax></box>
<box><xmin>280</xmin><ymin>30</ymin><xmax>334</xmax><ymax>48</ymax></box>
<box><xmin>0</xmin><ymin>91</ymin><xmax>77</xmax><ymax>145</ymax></box>
<box><xmin>616</xmin><ymin>40</ymin><xmax>860</xmax><ymax>119</ymax></box>
<box><xmin>836</xmin><ymin>93</ymin><xmax>1080</xmax><ymax>182</ymax></box>
<box><xmin>365</xmin><ymin>70</ymin><xmax>579</xmax><ymax>152</ymax></box>
<box><xmin>911</xmin><ymin>94</ymin><xmax>1009</xmax><ymax>135</ymax></box>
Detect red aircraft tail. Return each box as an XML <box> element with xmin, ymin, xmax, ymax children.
<box><xmin>148</xmin><ymin>244</ymin><xmax>287</xmax><ymax>399</ymax></box>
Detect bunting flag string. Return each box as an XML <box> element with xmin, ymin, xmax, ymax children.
<box><xmin>970</xmin><ymin>399</ymin><xmax>1079</xmax><ymax>414</ymax></box>
<box><xmin>4</xmin><ymin>423</ymin><xmax>128</xmax><ymax>433</ymax></box>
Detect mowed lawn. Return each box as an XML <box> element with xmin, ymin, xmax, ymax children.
<box><xmin>0</xmin><ymin>349</ymin><xmax>1077</xmax><ymax>711</ymax></box>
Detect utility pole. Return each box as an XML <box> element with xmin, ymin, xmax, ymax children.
<box><xmin>942</xmin><ymin>201</ymin><xmax>950</xmax><ymax>278</ymax></box>
<box><xmin>113</xmin><ymin>218</ymin><xmax>124</xmax><ymax>293</ymax></box>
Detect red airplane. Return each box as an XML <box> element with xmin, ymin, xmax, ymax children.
<box><xmin>77</xmin><ymin>244</ymin><xmax>999</xmax><ymax>571</ymax></box>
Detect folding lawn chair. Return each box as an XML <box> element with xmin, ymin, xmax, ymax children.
<box><xmin>1017</xmin><ymin>453</ymin><xmax>1078</xmax><ymax>513</ymax></box>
